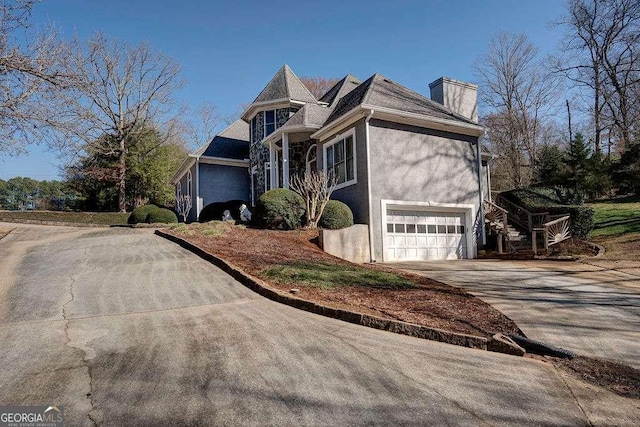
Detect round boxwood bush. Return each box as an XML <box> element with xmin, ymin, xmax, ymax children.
<box><xmin>319</xmin><ymin>200</ymin><xmax>354</xmax><ymax>229</ymax></box>
<box><xmin>128</xmin><ymin>204</ymin><xmax>161</xmax><ymax>224</ymax></box>
<box><xmin>255</xmin><ymin>188</ymin><xmax>305</xmax><ymax>230</ymax></box>
<box><xmin>145</xmin><ymin>207</ymin><xmax>177</xmax><ymax>224</ymax></box>
<box><xmin>128</xmin><ymin>204</ymin><xmax>177</xmax><ymax>224</ymax></box>
<box><xmin>199</xmin><ymin>200</ymin><xmax>249</xmax><ymax>223</ymax></box>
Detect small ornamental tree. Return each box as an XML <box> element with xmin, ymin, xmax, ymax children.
<box><xmin>175</xmin><ymin>194</ymin><xmax>192</xmax><ymax>222</ymax></box>
<box><xmin>290</xmin><ymin>170</ymin><xmax>337</xmax><ymax>228</ymax></box>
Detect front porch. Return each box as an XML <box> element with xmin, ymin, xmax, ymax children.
<box><xmin>264</xmin><ymin>133</ymin><xmax>317</xmax><ymax>192</ymax></box>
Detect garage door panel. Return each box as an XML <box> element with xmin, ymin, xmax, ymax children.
<box><xmin>385</xmin><ymin>208</ymin><xmax>467</xmax><ymax>261</ymax></box>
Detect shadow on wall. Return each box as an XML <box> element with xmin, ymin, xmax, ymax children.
<box><xmin>373</xmin><ymin>126</ymin><xmax>481</xmax><ymax>205</ymax></box>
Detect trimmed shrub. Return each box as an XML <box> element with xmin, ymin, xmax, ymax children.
<box><xmin>128</xmin><ymin>204</ymin><xmax>161</xmax><ymax>224</ymax></box>
<box><xmin>500</xmin><ymin>188</ymin><xmax>594</xmax><ymax>239</ymax></box>
<box><xmin>319</xmin><ymin>200</ymin><xmax>354</xmax><ymax>229</ymax></box>
<box><xmin>145</xmin><ymin>207</ymin><xmax>178</xmax><ymax>224</ymax></box>
<box><xmin>199</xmin><ymin>200</ymin><xmax>249</xmax><ymax>223</ymax></box>
<box><xmin>255</xmin><ymin>188</ymin><xmax>305</xmax><ymax>230</ymax></box>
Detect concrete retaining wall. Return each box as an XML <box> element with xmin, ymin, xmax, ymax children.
<box><xmin>319</xmin><ymin>224</ymin><xmax>370</xmax><ymax>263</ymax></box>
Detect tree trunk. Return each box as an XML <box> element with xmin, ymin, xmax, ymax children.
<box><xmin>117</xmin><ymin>138</ymin><xmax>127</xmax><ymax>213</ymax></box>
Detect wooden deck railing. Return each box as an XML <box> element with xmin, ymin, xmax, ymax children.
<box><xmin>532</xmin><ymin>215</ymin><xmax>571</xmax><ymax>255</ymax></box>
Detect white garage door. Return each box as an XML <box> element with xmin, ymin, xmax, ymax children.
<box><xmin>385</xmin><ymin>209</ymin><xmax>467</xmax><ymax>261</ymax></box>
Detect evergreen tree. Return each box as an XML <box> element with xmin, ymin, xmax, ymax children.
<box><xmin>565</xmin><ymin>133</ymin><xmax>591</xmax><ymax>192</ymax></box>
<box><xmin>613</xmin><ymin>138</ymin><xmax>640</xmax><ymax>195</ymax></box>
<box><xmin>534</xmin><ymin>144</ymin><xmax>567</xmax><ymax>186</ymax></box>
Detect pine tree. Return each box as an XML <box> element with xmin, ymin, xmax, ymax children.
<box><xmin>565</xmin><ymin>133</ymin><xmax>591</xmax><ymax>192</ymax></box>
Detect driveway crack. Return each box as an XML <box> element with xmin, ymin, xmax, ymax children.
<box><xmin>550</xmin><ymin>364</ymin><xmax>594</xmax><ymax>427</ymax></box>
<box><xmin>62</xmin><ymin>248</ymin><xmax>99</xmax><ymax>427</ymax></box>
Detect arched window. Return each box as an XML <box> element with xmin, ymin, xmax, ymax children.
<box><xmin>187</xmin><ymin>170</ymin><xmax>193</xmax><ymax>199</ymax></box>
<box><xmin>305</xmin><ymin>145</ymin><xmax>317</xmax><ymax>174</ymax></box>
<box><xmin>175</xmin><ymin>182</ymin><xmax>182</xmax><ymax>202</ymax></box>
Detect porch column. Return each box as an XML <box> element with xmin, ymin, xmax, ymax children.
<box><xmin>269</xmin><ymin>142</ymin><xmax>276</xmax><ymax>190</ymax></box>
<box><xmin>282</xmin><ymin>133</ymin><xmax>290</xmax><ymax>189</ymax></box>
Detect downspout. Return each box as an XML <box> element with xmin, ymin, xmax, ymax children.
<box><xmin>365</xmin><ymin>109</ymin><xmax>376</xmax><ymax>262</ymax></box>
<box><xmin>195</xmin><ymin>156</ymin><xmax>201</xmax><ymax>220</ymax></box>
<box><xmin>475</xmin><ymin>139</ymin><xmax>486</xmax><ymax>248</ymax></box>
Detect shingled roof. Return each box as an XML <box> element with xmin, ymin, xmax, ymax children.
<box><xmin>251</xmin><ymin>64</ymin><xmax>318</xmax><ymax>105</ymax></box>
<box><xmin>324</xmin><ymin>73</ymin><xmax>478</xmax><ymax>127</ymax></box>
<box><xmin>192</xmin><ymin>120</ymin><xmax>249</xmax><ymax>160</ymax></box>
<box><xmin>278</xmin><ymin>103</ymin><xmax>333</xmax><ymax>131</ymax></box>
<box><xmin>319</xmin><ymin>74</ymin><xmax>361</xmax><ymax>107</ymax></box>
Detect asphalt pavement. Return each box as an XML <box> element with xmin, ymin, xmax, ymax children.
<box><xmin>1</xmin><ymin>223</ymin><xmax>638</xmax><ymax>426</ymax></box>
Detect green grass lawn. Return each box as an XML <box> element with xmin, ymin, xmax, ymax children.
<box><xmin>262</xmin><ymin>261</ymin><xmax>416</xmax><ymax>290</ymax></box>
<box><xmin>588</xmin><ymin>196</ymin><xmax>640</xmax><ymax>238</ymax></box>
<box><xmin>0</xmin><ymin>210</ymin><xmax>130</xmax><ymax>226</ymax></box>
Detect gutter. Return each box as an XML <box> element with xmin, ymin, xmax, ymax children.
<box><xmin>365</xmin><ymin>109</ymin><xmax>376</xmax><ymax>262</ymax></box>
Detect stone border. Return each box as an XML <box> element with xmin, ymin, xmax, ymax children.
<box><xmin>156</xmin><ymin>230</ymin><xmax>490</xmax><ymax>352</ymax></box>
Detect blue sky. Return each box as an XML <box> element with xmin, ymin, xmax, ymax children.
<box><xmin>0</xmin><ymin>0</ymin><xmax>566</xmax><ymax>180</ymax></box>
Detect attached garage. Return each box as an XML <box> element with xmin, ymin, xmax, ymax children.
<box><xmin>381</xmin><ymin>201</ymin><xmax>476</xmax><ymax>261</ymax></box>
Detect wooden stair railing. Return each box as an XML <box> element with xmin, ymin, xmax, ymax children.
<box><xmin>532</xmin><ymin>215</ymin><xmax>571</xmax><ymax>255</ymax></box>
<box><xmin>483</xmin><ymin>199</ymin><xmax>509</xmax><ymax>253</ymax></box>
<box><xmin>495</xmin><ymin>195</ymin><xmax>548</xmax><ymax>232</ymax></box>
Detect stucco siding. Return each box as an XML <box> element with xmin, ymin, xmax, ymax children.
<box><xmin>198</xmin><ymin>163</ymin><xmax>250</xmax><ymax>208</ymax></box>
<box><xmin>368</xmin><ymin>119</ymin><xmax>481</xmax><ymax>260</ymax></box>
<box><xmin>318</xmin><ymin>119</ymin><xmax>370</xmax><ymax>224</ymax></box>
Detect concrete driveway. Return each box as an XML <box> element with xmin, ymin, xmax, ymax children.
<box><xmin>387</xmin><ymin>259</ymin><xmax>640</xmax><ymax>370</ymax></box>
<box><xmin>1</xmin><ymin>223</ymin><xmax>638</xmax><ymax>426</ymax></box>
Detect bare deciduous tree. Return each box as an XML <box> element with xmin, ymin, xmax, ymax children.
<box><xmin>300</xmin><ymin>76</ymin><xmax>340</xmax><ymax>99</ymax></box>
<box><xmin>53</xmin><ymin>33</ymin><xmax>184</xmax><ymax>212</ymax></box>
<box><xmin>175</xmin><ymin>194</ymin><xmax>192</xmax><ymax>223</ymax></box>
<box><xmin>474</xmin><ymin>32</ymin><xmax>560</xmax><ymax>189</ymax></box>
<box><xmin>290</xmin><ymin>170</ymin><xmax>337</xmax><ymax>228</ymax></box>
<box><xmin>0</xmin><ymin>1</ymin><xmax>70</xmax><ymax>156</ymax></box>
<box><xmin>183</xmin><ymin>101</ymin><xmax>222</xmax><ymax>149</ymax></box>
<box><xmin>557</xmin><ymin>0</ymin><xmax>640</xmax><ymax>153</ymax></box>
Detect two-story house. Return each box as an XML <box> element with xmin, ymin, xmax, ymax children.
<box><xmin>172</xmin><ymin>65</ymin><xmax>489</xmax><ymax>262</ymax></box>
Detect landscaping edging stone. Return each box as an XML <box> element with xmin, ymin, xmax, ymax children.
<box><xmin>156</xmin><ymin>230</ymin><xmax>497</xmax><ymax>353</ymax></box>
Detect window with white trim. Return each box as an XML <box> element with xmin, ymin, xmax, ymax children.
<box><xmin>187</xmin><ymin>170</ymin><xmax>193</xmax><ymax>199</ymax></box>
<box><xmin>175</xmin><ymin>183</ymin><xmax>182</xmax><ymax>202</ymax></box>
<box><xmin>305</xmin><ymin>145</ymin><xmax>317</xmax><ymax>174</ymax></box>
<box><xmin>264</xmin><ymin>162</ymin><xmax>271</xmax><ymax>192</ymax></box>
<box><xmin>264</xmin><ymin>110</ymin><xmax>275</xmax><ymax>136</ymax></box>
<box><xmin>250</xmin><ymin>166</ymin><xmax>256</xmax><ymax>206</ymax></box>
<box><xmin>323</xmin><ymin>130</ymin><xmax>356</xmax><ymax>189</ymax></box>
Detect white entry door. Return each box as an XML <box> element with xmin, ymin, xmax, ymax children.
<box><xmin>385</xmin><ymin>209</ymin><xmax>467</xmax><ymax>261</ymax></box>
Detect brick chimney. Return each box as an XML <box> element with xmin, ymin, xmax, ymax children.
<box><xmin>429</xmin><ymin>77</ymin><xmax>478</xmax><ymax>123</ymax></box>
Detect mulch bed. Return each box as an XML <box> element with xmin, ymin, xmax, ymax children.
<box><xmin>547</xmin><ymin>237</ymin><xmax>600</xmax><ymax>257</ymax></box>
<box><xmin>552</xmin><ymin>356</ymin><xmax>640</xmax><ymax>399</ymax></box>
<box><xmin>168</xmin><ymin>225</ymin><xmax>521</xmax><ymax>338</ymax></box>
